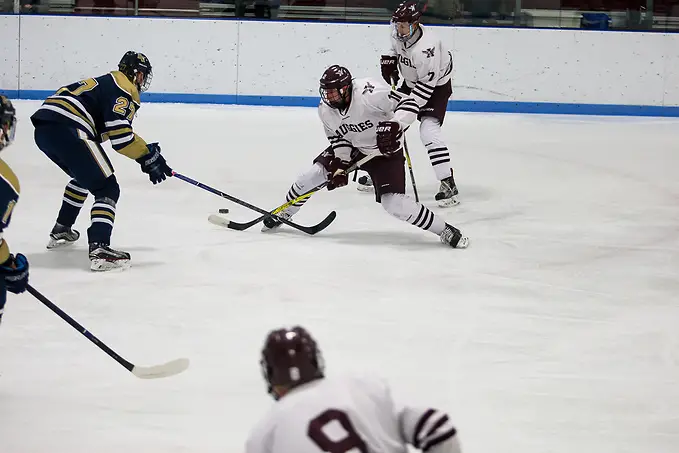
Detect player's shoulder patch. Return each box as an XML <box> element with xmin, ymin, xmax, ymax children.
<box><xmin>356</xmin><ymin>77</ymin><xmax>389</xmax><ymax>95</ymax></box>
<box><xmin>110</xmin><ymin>71</ymin><xmax>141</xmax><ymax>105</ymax></box>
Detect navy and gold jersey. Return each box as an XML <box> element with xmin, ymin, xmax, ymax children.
<box><xmin>0</xmin><ymin>159</ymin><xmax>20</xmax><ymax>264</ymax></box>
<box><xmin>31</xmin><ymin>71</ymin><xmax>149</xmax><ymax>160</ymax></box>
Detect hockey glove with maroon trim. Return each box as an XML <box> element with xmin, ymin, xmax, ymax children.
<box><xmin>327</xmin><ymin>157</ymin><xmax>350</xmax><ymax>191</ymax></box>
<box><xmin>376</xmin><ymin>121</ymin><xmax>403</xmax><ymax>155</ymax></box>
<box><xmin>380</xmin><ymin>55</ymin><xmax>399</xmax><ymax>86</ymax></box>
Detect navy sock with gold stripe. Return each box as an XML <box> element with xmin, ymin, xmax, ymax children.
<box><xmin>88</xmin><ymin>197</ymin><xmax>116</xmax><ymax>245</ymax></box>
<box><xmin>56</xmin><ymin>179</ymin><xmax>88</xmax><ymax>227</ymax></box>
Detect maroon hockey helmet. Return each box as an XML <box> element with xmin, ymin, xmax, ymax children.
<box><xmin>260</xmin><ymin>326</ymin><xmax>325</xmax><ymax>400</ymax></box>
<box><xmin>392</xmin><ymin>2</ymin><xmax>425</xmax><ymax>41</ymax></box>
<box><xmin>319</xmin><ymin>65</ymin><xmax>353</xmax><ymax>111</ymax></box>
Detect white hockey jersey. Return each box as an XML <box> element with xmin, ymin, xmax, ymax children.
<box><xmin>386</xmin><ymin>25</ymin><xmax>454</xmax><ymax>109</ymax></box>
<box><xmin>245</xmin><ymin>375</ymin><xmax>462</xmax><ymax>453</ymax></box>
<box><xmin>318</xmin><ymin>77</ymin><xmax>419</xmax><ymax>162</ymax></box>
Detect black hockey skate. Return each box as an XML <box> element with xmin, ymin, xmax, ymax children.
<box><xmin>261</xmin><ymin>211</ymin><xmax>292</xmax><ymax>232</ymax></box>
<box><xmin>440</xmin><ymin>223</ymin><xmax>469</xmax><ymax>249</ymax></box>
<box><xmin>89</xmin><ymin>242</ymin><xmax>131</xmax><ymax>271</ymax></box>
<box><xmin>435</xmin><ymin>170</ymin><xmax>459</xmax><ymax>207</ymax></box>
<box><xmin>356</xmin><ymin>174</ymin><xmax>374</xmax><ymax>193</ymax></box>
<box><xmin>47</xmin><ymin>223</ymin><xmax>81</xmax><ymax>249</ymax></box>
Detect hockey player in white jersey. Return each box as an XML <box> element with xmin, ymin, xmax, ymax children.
<box><xmin>246</xmin><ymin>326</ymin><xmax>463</xmax><ymax>453</ymax></box>
<box><xmin>261</xmin><ymin>64</ymin><xmax>468</xmax><ymax>249</ymax></box>
<box><xmin>358</xmin><ymin>1</ymin><xmax>458</xmax><ymax>207</ymax></box>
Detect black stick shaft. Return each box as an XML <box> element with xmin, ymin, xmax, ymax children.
<box><xmin>173</xmin><ymin>171</ymin><xmax>323</xmax><ymax>234</ymax></box>
<box><xmin>26</xmin><ymin>285</ymin><xmax>134</xmax><ymax>372</ymax></box>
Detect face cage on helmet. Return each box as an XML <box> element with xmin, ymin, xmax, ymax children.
<box><xmin>392</xmin><ymin>21</ymin><xmax>415</xmax><ymax>42</ymax></box>
<box><xmin>0</xmin><ymin>116</ymin><xmax>16</xmax><ymax>151</ymax></box>
<box><xmin>139</xmin><ymin>69</ymin><xmax>153</xmax><ymax>93</ymax></box>
<box><xmin>320</xmin><ymin>86</ymin><xmax>349</xmax><ymax>110</ymax></box>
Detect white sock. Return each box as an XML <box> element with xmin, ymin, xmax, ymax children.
<box><xmin>420</xmin><ymin>117</ymin><xmax>452</xmax><ymax>181</ymax></box>
<box><xmin>380</xmin><ymin>193</ymin><xmax>446</xmax><ymax>235</ymax></box>
<box><xmin>283</xmin><ymin>163</ymin><xmax>328</xmax><ymax>216</ymax></box>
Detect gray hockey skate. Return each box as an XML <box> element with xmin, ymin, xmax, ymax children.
<box><xmin>440</xmin><ymin>223</ymin><xmax>469</xmax><ymax>249</ymax></box>
<box><xmin>89</xmin><ymin>243</ymin><xmax>131</xmax><ymax>271</ymax></box>
<box><xmin>47</xmin><ymin>224</ymin><xmax>80</xmax><ymax>249</ymax></box>
<box><xmin>435</xmin><ymin>170</ymin><xmax>459</xmax><ymax>207</ymax></box>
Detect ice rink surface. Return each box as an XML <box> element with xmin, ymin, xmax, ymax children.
<box><xmin>0</xmin><ymin>100</ymin><xmax>678</xmax><ymax>453</ymax></box>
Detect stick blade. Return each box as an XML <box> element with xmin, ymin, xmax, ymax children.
<box><xmin>131</xmin><ymin>358</ymin><xmax>190</xmax><ymax>379</ymax></box>
<box><xmin>208</xmin><ymin>213</ymin><xmax>231</xmax><ymax>228</ymax></box>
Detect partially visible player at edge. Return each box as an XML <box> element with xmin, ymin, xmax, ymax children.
<box><xmin>261</xmin><ymin>64</ymin><xmax>468</xmax><ymax>249</ymax></box>
<box><xmin>246</xmin><ymin>326</ymin><xmax>463</xmax><ymax>453</ymax></box>
<box><xmin>359</xmin><ymin>1</ymin><xmax>459</xmax><ymax>207</ymax></box>
<box><xmin>31</xmin><ymin>51</ymin><xmax>173</xmax><ymax>271</ymax></box>
<box><xmin>0</xmin><ymin>96</ymin><xmax>30</xmax><ymax>326</ymax></box>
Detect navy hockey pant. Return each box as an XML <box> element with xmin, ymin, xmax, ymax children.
<box><xmin>33</xmin><ymin>123</ymin><xmax>120</xmax><ymax>245</ymax></box>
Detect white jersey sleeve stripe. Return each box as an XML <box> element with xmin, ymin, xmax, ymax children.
<box><xmin>413</xmin><ymin>84</ymin><xmax>434</xmax><ymax>96</ymax></box>
<box><xmin>415</xmin><ymin>81</ymin><xmax>435</xmax><ymax>92</ymax></box>
<box><xmin>412</xmin><ymin>90</ymin><xmax>431</xmax><ymax>102</ymax></box>
<box><xmin>388</xmin><ymin>91</ymin><xmax>404</xmax><ymax>102</ymax></box>
<box><xmin>395</xmin><ymin>104</ymin><xmax>419</xmax><ymax>115</ymax></box>
<box><xmin>411</xmin><ymin>409</ymin><xmax>458</xmax><ymax>452</ymax></box>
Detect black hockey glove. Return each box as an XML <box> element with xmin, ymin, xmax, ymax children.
<box><xmin>0</xmin><ymin>253</ymin><xmax>29</xmax><ymax>294</ymax></box>
<box><xmin>327</xmin><ymin>157</ymin><xmax>350</xmax><ymax>191</ymax></box>
<box><xmin>137</xmin><ymin>143</ymin><xmax>173</xmax><ymax>185</ymax></box>
<box><xmin>380</xmin><ymin>55</ymin><xmax>399</xmax><ymax>86</ymax></box>
<box><xmin>376</xmin><ymin>121</ymin><xmax>403</xmax><ymax>155</ymax></box>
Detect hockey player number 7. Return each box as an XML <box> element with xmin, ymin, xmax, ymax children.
<box><xmin>308</xmin><ymin>409</ymin><xmax>368</xmax><ymax>453</ymax></box>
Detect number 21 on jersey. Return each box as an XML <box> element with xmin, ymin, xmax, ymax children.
<box><xmin>308</xmin><ymin>409</ymin><xmax>368</xmax><ymax>453</ymax></box>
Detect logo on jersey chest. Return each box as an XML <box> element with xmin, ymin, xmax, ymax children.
<box><xmin>336</xmin><ymin>120</ymin><xmax>374</xmax><ymax>137</ymax></box>
<box><xmin>399</xmin><ymin>55</ymin><xmax>416</xmax><ymax>68</ymax></box>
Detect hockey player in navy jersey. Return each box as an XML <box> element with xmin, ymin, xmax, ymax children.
<box><xmin>0</xmin><ymin>96</ymin><xmax>29</xmax><ymax>325</ymax></box>
<box><xmin>31</xmin><ymin>51</ymin><xmax>173</xmax><ymax>271</ymax></box>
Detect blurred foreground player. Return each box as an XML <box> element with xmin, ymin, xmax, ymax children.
<box><xmin>0</xmin><ymin>96</ymin><xmax>29</xmax><ymax>325</ymax></box>
<box><xmin>262</xmin><ymin>65</ymin><xmax>468</xmax><ymax>249</ymax></box>
<box><xmin>247</xmin><ymin>326</ymin><xmax>463</xmax><ymax>453</ymax></box>
<box><xmin>359</xmin><ymin>1</ymin><xmax>458</xmax><ymax>207</ymax></box>
<box><xmin>31</xmin><ymin>51</ymin><xmax>173</xmax><ymax>271</ymax></box>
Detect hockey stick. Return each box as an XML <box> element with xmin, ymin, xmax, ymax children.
<box><xmin>391</xmin><ymin>78</ymin><xmax>420</xmax><ymax>202</ymax></box>
<box><xmin>210</xmin><ymin>151</ymin><xmax>382</xmax><ymax>232</ymax></box>
<box><xmin>173</xmin><ymin>171</ymin><xmax>336</xmax><ymax>235</ymax></box>
<box><xmin>402</xmin><ymin>134</ymin><xmax>419</xmax><ymax>202</ymax></box>
<box><xmin>26</xmin><ymin>285</ymin><xmax>189</xmax><ymax>379</ymax></box>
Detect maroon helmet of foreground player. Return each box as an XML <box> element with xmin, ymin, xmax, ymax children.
<box><xmin>392</xmin><ymin>1</ymin><xmax>424</xmax><ymax>42</ymax></box>
<box><xmin>260</xmin><ymin>326</ymin><xmax>325</xmax><ymax>400</ymax></box>
<box><xmin>319</xmin><ymin>65</ymin><xmax>353</xmax><ymax>111</ymax></box>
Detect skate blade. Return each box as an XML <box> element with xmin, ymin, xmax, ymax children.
<box><xmin>46</xmin><ymin>238</ymin><xmax>78</xmax><ymax>250</ymax></box>
<box><xmin>455</xmin><ymin>236</ymin><xmax>470</xmax><ymax>249</ymax></box>
<box><xmin>90</xmin><ymin>258</ymin><xmax>131</xmax><ymax>272</ymax></box>
<box><xmin>260</xmin><ymin>223</ymin><xmax>283</xmax><ymax>233</ymax></box>
<box><xmin>356</xmin><ymin>185</ymin><xmax>374</xmax><ymax>193</ymax></box>
<box><xmin>437</xmin><ymin>196</ymin><xmax>460</xmax><ymax>207</ymax></box>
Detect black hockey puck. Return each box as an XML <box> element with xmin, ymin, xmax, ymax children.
<box><xmin>218</xmin><ymin>208</ymin><xmax>229</xmax><ymax>214</ymax></box>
